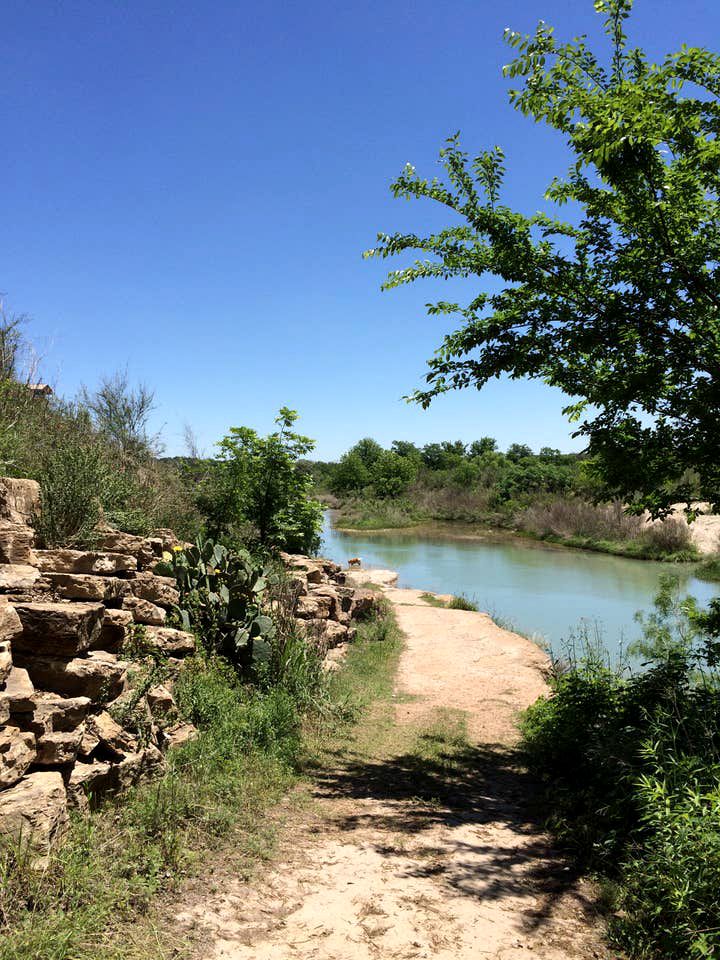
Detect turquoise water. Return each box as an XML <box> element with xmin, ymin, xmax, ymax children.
<box><xmin>321</xmin><ymin>515</ymin><xmax>717</xmax><ymax>658</ymax></box>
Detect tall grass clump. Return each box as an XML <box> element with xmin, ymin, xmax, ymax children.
<box><xmin>521</xmin><ymin>577</ymin><xmax>720</xmax><ymax>959</ymax></box>
<box><xmin>517</xmin><ymin>497</ymin><xmax>696</xmax><ymax>559</ymax></box>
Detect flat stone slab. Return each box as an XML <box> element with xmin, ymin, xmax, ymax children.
<box><xmin>35</xmin><ymin>549</ymin><xmax>137</xmax><ymax>575</ymax></box>
<box><xmin>0</xmin><ymin>598</ymin><xmax>23</xmax><ymax>645</ymax></box>
<box><xmin>45</xmin><ymin>573</ymin><xmax>129</xmax><ymax>602</ymax></box>
<box><xmin>0</xmin><ymin>564</ymin><xmax>41</xmax><ymax>592</ymax></box>
<box><xmin>13</xmin><ymin>602</ymin><xmax>104</xmax><ymax>656</ymax></box>
<box><xmin>343</xmin><ymin>568</ymin><xmax>399</xmax><ymax>588</ymax></box>
<box><xmin>143</xmin><ymin>627</ymin><xmax>195</xmax><ymax>657</ymax></box>
<box><xmin>16</xmin><ymin>651</ymin><xmax>128</xmax><ymax>702</ymax></box>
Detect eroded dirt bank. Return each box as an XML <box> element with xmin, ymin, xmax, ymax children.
<box><xmin>173</xmin><ymin>586</ymin><xmax>611</xmax><ymax>960</ymax></box>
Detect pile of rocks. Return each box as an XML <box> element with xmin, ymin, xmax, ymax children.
<box><xmin>0</xmin><ymin>479</ymin><xmax>197</xmax><ymax>861</ymax></box>
<box><xmin>281</xmin><ymin>553</ymin><xmax>380</xmax><ymax>653</ymax></box>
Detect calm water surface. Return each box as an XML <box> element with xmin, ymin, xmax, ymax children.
<box><xmin>321</xmin><ymin>515</ymin><xmax>717</xmax><ymax>658</ymax></box>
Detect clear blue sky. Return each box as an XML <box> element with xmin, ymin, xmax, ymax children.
<box><xmin>1</xmin><ymin>0</ymin><xmax>716</xmax><ymax>459</ymax></box>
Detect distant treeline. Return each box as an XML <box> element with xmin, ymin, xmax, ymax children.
<box><xmin>308</xmin><ymin>438</ymin><xmax>697</xmax><ymax>560</ymax></box>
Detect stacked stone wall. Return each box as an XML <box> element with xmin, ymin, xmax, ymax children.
<box><xmin>0</xmin><ymin>480</ymin><xmax>380</xmax><ymax>861</ymax></box>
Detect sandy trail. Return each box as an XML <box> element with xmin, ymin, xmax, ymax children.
<box><xmin>174</xmin><ymin>587</ymin><xmax>611</xmax><ymax>960</ymax></box>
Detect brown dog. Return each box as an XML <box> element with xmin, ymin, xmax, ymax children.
<box><xmin>348</xmin><ymin>557</ymin><xmax>362</xmax><ymax>567</ymax></box>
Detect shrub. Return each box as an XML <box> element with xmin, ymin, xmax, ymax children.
<box><xmin>521</xmin><ymin>579</ymin><xmax>720</xmax><ymax>958</ymax></box>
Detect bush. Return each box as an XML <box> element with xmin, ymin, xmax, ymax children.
<box><xmin>521</xmin><ymin>579</ymin><xmax>720</xmax><ymax>958</ymax></box>
<box><xmin>448</xmin><ymin>595</ymin><xmax>478</xmax><ymax>611</ymax></box>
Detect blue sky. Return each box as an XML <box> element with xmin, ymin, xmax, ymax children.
<box><xmin>1</xmin><ymin>0</ymin><xmax>716</xmax><ymax>460</ymax></box>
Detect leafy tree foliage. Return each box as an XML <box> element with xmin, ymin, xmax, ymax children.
<box><xmin>210</xmin><ymin>408</ymin><xmax>323</xmax><ymax>554</ymax></box>
<box><xmin>367</xmin><ymin>0</ymin><xmax>720</xmax><ymax>516</ymax></box>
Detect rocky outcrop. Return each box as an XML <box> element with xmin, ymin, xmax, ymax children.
<box><xmin>0</xmin><ymin>481</ymin><xmax>198</xmax><ymax>860</ymax></box>
<box><xmin>280</xmin><ymin>553</ymin><xmax>382</xmax><ymax>658</ymax></box>
<box><xmin>0</xmin><ymin>478</ymin><xmax>380</xmax><ymax>862</ymax></box>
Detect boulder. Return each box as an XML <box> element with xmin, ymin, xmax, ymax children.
<box><xmin>0</xmin><ymin>564</ymin><xmax>41</xmax><ymax>593</ymax></box>
<box><xmin>161</xmin><ymin>722</ymin><xmax>198</xmax><ymax>751</ymax></box>
<box><xmin>45</xmin><ymin>573</ymin><xmax>129</xmax><ymax>602</ymax></box>
<box><xmin>35</xmin><ymin>728</ymin><xmax>83</xmax><ymax>767</ymax></box>
<box><xmin>0</xmin><ymin>478</ymin><xmax>40</xmax><ymax>525</ymax></box>
<box><xmin>66</xmin><ymin>760</ymin><xmax>113</xmax><ymax>809</ymax></box>
<box><xmin>17</xmin><ymin>651</ymin><xmax>128</xmax><ymax>702</ymax></box>
<box><xmin>350</xmin><ymin>588</ymin><xmax>381</xmax><ymax>620</ymax></box>
<box><xmin>92</xmin><ymin>530</ymin><xmax>147</xmax><ymax>556</ymax></box>
<box><xmin>280</xmin><ymin>553</ymin><xmax>326</xmax><ymax>584</ymax></box>
<box><xmin>308</xmin><ymin>583</ymin><xmax>341</xmax><ymax>619</ymax></box>
<box><xmin>0</xmin><ymin>521</ymin><xmax>35</xmax><ymax>564</ymax></box>
<box><xmin>122</xmin><ymin>596</ymin><xmax>166</xmax><ymax>626</ymax></box>
<box><xmin>0</xmin><ymin>728</ymin><xmax>37</xmax><ymax>787</ymax></box>
<box><xmin>305</xmin><ymin>618</ymin><xmax>348</xmax><ymax>649</ymax></box>
<box><xmin>146</xmin><ymin>683</ymin><xmax>176</xmax><ymax>717</ymax></box>
<box><xmin>143</xmin><ymin>627</ymin><xmax>195</xmax><ymax>657</ymax></box>
<box><xmin>3</xmin><ymin>666</ymin><xmax>35</xmax><ymax>713</ymax></box>
<box><xmin>0</xmin><ymin>770</ymin><xmax>68</xmax><ymax>864</ymax></box>
<box><xmin>94</xmin><ymin>608</ymin><xmax>134</xmax><ymax>652</ymax></box>
<box><xmin>13</xmin><ymin>602</ymin><xmax>104</xmax><ymax>656</ymax></box>
<box><xmin>34</xmin><ymin>549</ymin><xmax>137</xmax><ymax>576</ymax></box>
<box><xmin>295</xmin><ymin>594</ymin><xmax>332</xmax><ymax>619</ymax></box>
<box><xmin>81</xmin><ymin>711</ymin><xmax>136</xmax><ymax>760</ymax></box>
<box><xmin>128</xmin><ymin>572</ymin><xmax>179</xmax><ymax>608</ymax></box>
<box><xmin>34</xmin><ymin>692</ymin><xmax>91</xmax><ymax>732</ymax></box>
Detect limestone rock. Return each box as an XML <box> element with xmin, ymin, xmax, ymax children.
<box><xmin>146</xmin><ymin>684</ymin><xmax>176</xmax><ymax>717</ymax></box>
<box><xmin>35</xmin><ymin>728</ymin><xmax>83</xmax><ymax>767</ymax></box>
<box><xmin>0</xmin><ymin>728</ymin><xmax>36</xmax><ymax>787</ymax></box>
<box><xmin>143</xmin><ymin>626</ymin><xmax>195</xmax><ymax>657</ymax></box>
<box><xmin>0</xmin><ymin>521</ymin><xmax>35</xmax><ymax>564</ymax></box>
<box><xmin>0</xmin><ymin>478</ymin><xmax>40</xmax><ymax>524</ymax></box>
<box><xmin>13</xmin><ymin>602</ymin><xmax>104</xmax><ymax>656</ymax></box>
<box><xmin>93</xmin><ymin>530</ymin><xmax>147</xmax><ymax>555</ymax></box>
<box><xmin>122</xmin><ymin>595</ymin><xmax>166</xmax><ymax>626</ymax></box>
<box><xmin>161</xmin><ymin>722</ymin><xmax>198</xmax><ymax>751</ymax></box>
<box><xmin>3</xmin><ymin>666</ymin><xmax>35</xmax><ymax>713</ymax></box>
<box><xmin>17</xmin><ymin>651</ymin><xmax>128</xmax><ymax>702</ymax></box>
<box><xmin>34</xmin><ymin>692</ymin><xmax>91</xmax><ymax>732</ymax></box>
<box><xmin>34</xmin><ymin>549</ymin><xmax>137</xmax><ymax>576</ymax></box>
<box><xmin>280</xmin><ymin>553</ymin><xmax>326</xmax><ymax>584</ymax></box>
<box><xmin>305</xmin><ymin>618</ymin><xmax>348</xmax><ymax>648</ymax></box>
<box><xmin>0</xmin><ymin>564</ymin><xmax>41</xmax><ymax>593</ymax></box>
<box><xmin>66</xmin><ymin>760</ymin><xmax>113</xmax><ymax>809</ymax></box>
<box><xmin>0</xmin><ymin>770</ymin><xmax>68</xmax><ymax>864</ymax></box>
<box><xmin>349</xmin><ymin>588</ymin><xmax>381</xmax><ymax>621</ymax></box>
<box><xmin>308</xmin><ymin>583</ymin><xmax>341</xmax><ymax>619</ymax></box>
<box><xmin>45</xmin><ymin>573</ymin><xmax>129</xmax><ymax>602</ymax></box>
<box><xmin>295</xmin><ymin>594</ymin><xmax>332</xmax><ymax>619</ymax></box>
<box><xmin>94</xmin><ymin>608</ymin><xmax>134</xmax><ymax>652</ymax></box>
<box><xmin>0</xmin><ymin>598</ymin><xmax>23</xmax><ymax>644</ymax></box>
<box><xmin>82</xmin><ymin>710</ymin><xmax>137</xmax><ymax>759</ymax></box>
<box><xmin>0</xmin><ymin>639</ymin><xmax>13</xmax><ymax>686</ymax></box>
<box><xmin>128</xmin><ymin>572</ymin><xmax>179</xmax><ymax>608</ymax></box>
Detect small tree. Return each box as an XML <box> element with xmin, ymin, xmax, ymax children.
<box><xmin>214</xmin><ymin>408</ymin><xmax>323</xmax><ymax>554</ymax></box>
<box><xmin>368</xmin><ymin>0</ymin><xmax>720</xmax><ymax>516</ymax></box>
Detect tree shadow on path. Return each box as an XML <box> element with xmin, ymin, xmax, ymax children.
<box><xmin>306</xmin><ymin>734</ymin><xmax>603</xmax><ymax>937</ymax></box>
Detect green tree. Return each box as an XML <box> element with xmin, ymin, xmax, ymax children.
<box><xmin>331</xmin><ymin>451</ymin><xmax>370</xmax><ymax>495</ymax></box>
<box><xmin>469</xmin><ymin>437</ymin><xmax>497</xmax><ymax>458</ymax></box>
<box><xmin>371</xmin><ymin>450</ymin><xmax>417</xmax><ymax>497</ymax></box>
<box><xmin>214</xmin><ymin>408</ymin><xmax>323</xmax><ymax>554</ymax></box>
<box><xmin>368</xmin><ymin>0</ymin><xmax>720</xmax><ymax>516</ymax></box>
<box><xmin>350</xmin><ymin>437</ymin><xmax>384</xmax><ymax>469</ymax></box>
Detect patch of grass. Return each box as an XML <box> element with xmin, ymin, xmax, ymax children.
<box><xmin>696</xmin><ymin>555</ymin><xmax>720</xmax><ymax>582</ymax></box>
<box><xmin>420</xmin><ymin>592</ymin><xmax>447</xmax><ymax>607</ymax></box>
<box><xmin>447</xmin><ymin>594</ymin><xmax>478</xmax><ymax>611</ymax></box>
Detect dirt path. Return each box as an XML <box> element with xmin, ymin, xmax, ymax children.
<box><xmin>173</xmin><ymin>588</ymin><xmax>612</xmax><ymax>960</ymax></box>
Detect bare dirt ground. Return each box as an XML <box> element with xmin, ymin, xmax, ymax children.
<box><xmin>172</xmin><ymin>588</ymin><xmax>614</xmax><ymax>960</ymax></box>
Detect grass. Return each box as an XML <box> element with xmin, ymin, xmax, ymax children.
<box><xmin>419</xmin><ymin>592</ymin><xmax>478</xmax><ymax>611</ymax></box>
<box><xmin>420</xmin><ymin>592</ymin><xmax>446</xmax><ymax>607</ymax></box>
<box><xmin>0</xmin><ymin>607</ymin><xmax>401</xmax><ymax>960</ymax></box>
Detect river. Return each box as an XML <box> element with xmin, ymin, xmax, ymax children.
<box><xmin>320</xmin><ymin>515</ymin><xmax>717</xmax><ymax>660</ymax></box>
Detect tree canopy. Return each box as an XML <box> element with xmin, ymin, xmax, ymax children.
<box><xmin>367</xmin><ymin>0</ymin><xmax>720</xmax><ymax>516</ymax></box>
